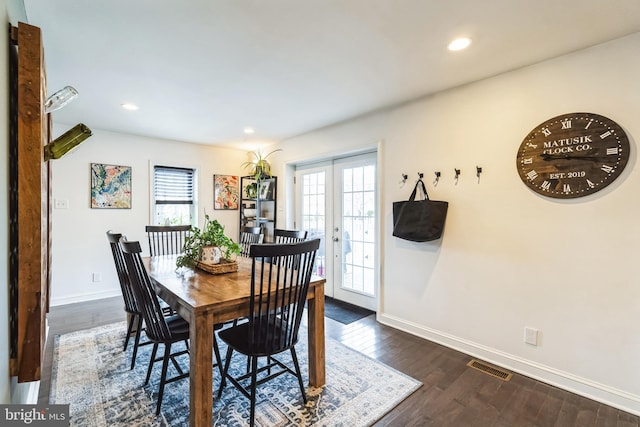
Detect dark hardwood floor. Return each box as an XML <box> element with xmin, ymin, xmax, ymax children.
<box><xmin>39</xmin><ymin>296</ymin><xmax>639</xmax><ymax>426</ymax></box>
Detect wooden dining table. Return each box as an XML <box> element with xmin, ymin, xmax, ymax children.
<box><xmin>143</xmin><ymin>255</ymin><xmax>327</xmax><ymax>427</ymax></box>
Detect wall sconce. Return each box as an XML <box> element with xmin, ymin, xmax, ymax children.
<box><xmin>44</xmin><ymin>86</ymin><xmax>78</xmax><ymax>113</ymax></box>
<box><xmin>44</xmin><ymin>123</ymin><xmax>92</xmax><ymax>161</ymax></box>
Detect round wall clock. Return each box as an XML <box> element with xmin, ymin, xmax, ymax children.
<box><xmin>516</xmin><ymin>112</ymin><xmax>630</xmax><ymax>199</ymax></box>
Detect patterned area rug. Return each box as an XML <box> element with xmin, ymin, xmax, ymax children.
<box><xmin>51</xmin><ymin>322</ymin><xmax>421</xmax><ymax>426</ymax></box>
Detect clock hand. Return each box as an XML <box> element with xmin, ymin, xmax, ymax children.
<box><xmin>540</xmin><ymin>153</ymin><xmax>601</xmax><ymax>161</ymax></box>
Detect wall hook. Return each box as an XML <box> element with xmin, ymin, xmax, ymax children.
<box><xmin>433</xmin><ymin>171</ymin><xmax>441</xmax><ymax>186</ymax></box>
<box><xmin>476</xmin><ymin>166</ymin><xmax>482</xmax><ymax>183</ymax></box>
<box><xmin>399</xmin><ymin>173</ymin><xmax>408</xmax><ymax>186</ymax></box>
<box><xmin>418</xmin><ymin>172</ymin><xmax>424</xmax><ymax>180</ymax></box>
<box><xmin>454</xmin><ymin>168</ymin><xmax>461</xmax><ymax>185</ymax></box>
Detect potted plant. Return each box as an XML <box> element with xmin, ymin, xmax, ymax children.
<box><xmin>176</xmin><ymin>214</ymin><xmax>241</xmax><ymax>268</ymax></box>
<box><xmin>245</xmin><ymin>182</ymin><xmax>258</xmax><ymax>198</ymax></box>
<box><xmin>241</xmin><ymin>148</ymin><xmax>282</xmax><ymax>181</ymax></box>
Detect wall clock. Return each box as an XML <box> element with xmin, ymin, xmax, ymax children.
<box><xmin>516</xmin><ymin>112</ymin><xmax>630</xmax><ymax>198</ymax></box>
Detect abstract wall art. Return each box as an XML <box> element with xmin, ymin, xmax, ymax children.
<box><xmin>91</xmin><ymin>163</ymin><xmax>132</xmax><ymax>208</ymax></box>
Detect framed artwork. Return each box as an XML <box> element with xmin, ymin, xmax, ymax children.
<box><xmin>214</xmin><ymin>174</ymin><xmax>239</xmax><ymax>210</ymax></box>
<box><xmin>91</xmin><ymin>163</ymin><xmax>132</xmax><ymax>208</ymax></box>
<box><xmin>259</xmin><ymin>180</ymin><xmax>272</xmax><ymax>199</ymax></box>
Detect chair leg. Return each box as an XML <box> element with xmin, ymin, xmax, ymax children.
<box><xmin>156</xmin><ymin>344</ymin><xmax>172</xmax><ymax>416</ymax></box>
<box><xmin>217</xmin><ymin>346</ymin><xmax>234</xmax><ymax>399</ymax></box>
<box><xmin>213</xmin><ymin>335</ymin><xmax>224</xmax><ymax>379</ymax></box>
<box><xmin>290</xmin><ymin>347</ymin><xmax>307</xmax><ymax>404</ymax></box>
<box><xmin>249</xmin><ymin>356</ymin><xmax>258</xmax><ymax>427</ymax></box>
<box><xmin>130</xmin><ymin>316</ymin><xmax>144</xmax><ymax>370</ymax></box>
<box><xmin>124</xmin><ymin>313</ymin><xmax>136</xmax><ymax>351</ymax></box>
<box><xmin>145</xmin><ymin>343</ymin><xmax>159</xmax><ymax>385</ymax></box>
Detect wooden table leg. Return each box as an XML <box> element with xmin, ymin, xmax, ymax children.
<box><xmin>189</xmin><ymin>311</ymin><xmax>214</xmax><ymax>427</ymax></box>
<box><xmin>307</xmin><ymin>282</ymin><xmax>326</xmax><ymax>386</ymax></box>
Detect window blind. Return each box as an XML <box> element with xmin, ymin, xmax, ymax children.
<box><xmin>154</xmin><ymin>166</ymin><xmax>194</xmax><ymax>204</ymax></box>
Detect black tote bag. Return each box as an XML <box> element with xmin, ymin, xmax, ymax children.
<box><xmin>392</xmin><ymin>179</ymin><xmax>448</xmax><ymax>242</ymax></box>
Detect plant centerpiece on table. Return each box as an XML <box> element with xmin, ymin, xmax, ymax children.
<box><xmin>176</xmin><ymin>214</ymin><xmax>241</xmax><ymax>269</ymax></box>
<box><xmin>241</xmin><ymin>148</ymin><xmax>282</xmax><ymax>181</ymax></box>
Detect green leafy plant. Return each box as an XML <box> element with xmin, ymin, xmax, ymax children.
<box><xmin>245</xmin><ymin>182</ymin><xmax>258</xmax><ymax>198</ymax></box>
<box><xmin>241</xmin><ymin>148</ymin><xmax>282</xmax><ymax>181</ymax></box>
<box><xmin>176</xmin><ymin>214</ymin><xmax>241</xmax><ymax>268</ymax></box>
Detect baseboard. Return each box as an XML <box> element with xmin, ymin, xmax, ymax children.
<box><xmin>50</xmin><ymin>289</ymin><xmax>121</xmax><ymax>307</ymax></box>
<box><xmin>377</xmin><ymin>312</ymin><xmax>640</xmax><ymax>416</ymax></box>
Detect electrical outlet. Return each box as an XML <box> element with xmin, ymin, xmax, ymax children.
<box><xmin>524</xmin><ymin>327</ymin><xmax>538</xmax><ymax>346</ymax></box>
<box><xmin>92</xmin><ymin>272</ymin><xmax>102</xmax><ymax>282</ymax></box>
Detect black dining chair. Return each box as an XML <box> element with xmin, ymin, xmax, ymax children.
<box><xmin>273</xmin><ymin>228</ymin><xmax>307</xmax><ymax>244</ymax></box>
<box><xmin>271</xmin><ymin>229</ymin><xmax>308</xmax><ymax>268</ymax></box>
<box><xmin>216</xmin><ymin>239</ymin><xmax>320</xmax><ymax>427</ymax></box>
<box><xmin>106</xmin><ymin>230</ymin><xmax>148</xmax><ymax>370</ymax></box>
<box><xmin>120</xmin><ymin>238</ymin><xmax>224</xmax><ymax>415</ymax></box>
<box><xmin>145</xmin><ymin>224</ymin><xmax>191</xmax><ymax>256</ymax></box>
<box><xmin>236</xmin><ymin>225</ymin><xmax>265</xmax><ymax>371</ymax></box>
<box><xmin>239</xmin><ymin>226</ymin><xmax>262</xmax><ymax>257</ymax></box>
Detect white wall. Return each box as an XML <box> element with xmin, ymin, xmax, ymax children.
<box><xmin>273</xmin><ymin>33</ymin><xmax>640</xmax><ymax>414</ymax></box>
<box><xmin>49</xmin><ymin>128</ymin><xmax>246</xmax><ymax>305</ymax></box>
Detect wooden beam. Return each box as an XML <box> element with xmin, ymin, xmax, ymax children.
<box><xmin>13</xmin><ymin>21</ymin><xmax>48</xmax><ymax>383</ymax></box>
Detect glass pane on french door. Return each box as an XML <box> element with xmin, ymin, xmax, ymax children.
<box><xmin>301</xmin><ymin>170</ymin><xmax>327</xmax><ymax>280</ymax></box>
<box><xmin>340</xmin><ymin>163</ymin><xmax>375</xmax><ymax>295</ymax></box>
<box><xmin>334</xmin><ymin>154</ymin><xmax>376</xmax><ymax>308</ymax></box>
<box><xmin>296</xmin><ymin>153</ymin><xmax>376</xmax><ymax>310</ymax></box>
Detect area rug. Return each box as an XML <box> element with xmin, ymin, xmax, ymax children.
<box><xmin>51</xmin><ymin>322</ymin><xmax>421</xmax><ymax>426</ymax></box>
<box><xmin>324</xmin><ymin>297</ymin><xmax>375</xmax><ymax>325</ymax></box>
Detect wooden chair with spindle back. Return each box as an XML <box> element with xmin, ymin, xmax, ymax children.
<box><xmin>239</xmin><ymin>226</ymin><xmax>263</xmax><ymax>257</ymax></box>
<box><xmin>120</xmin><ymin>238</ymin><xmax>225</xmax><ymax>415</ymax></box>
<box><xmin>145</xmin><ymin>225</ymin><xmax>191</xmax><ymax>256</ymax></box>
<box><xmin>106</xmin><ymin>230</ymin><xmax>147</xmax><ymax>370</ymax></box>
<box><xmin>217</xmin><ymin>239</ymin><xmax>320</xmax><ymax>427</ymax></box>
<box><xmin>273</xmin><ymin>228</ymin><xmax>308</xmax><ymax>244</ymax></box>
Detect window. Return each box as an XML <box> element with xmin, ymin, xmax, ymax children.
<box><xmin>153</xmin><ymin>165</ymin><xmax>196</xmax><ymax>225</ymax></box>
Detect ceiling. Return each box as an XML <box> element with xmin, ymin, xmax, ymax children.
<box><xmin>23</xmin><ymin>0</ymin><xmax>640</xmax><ymax>148</ymax></box>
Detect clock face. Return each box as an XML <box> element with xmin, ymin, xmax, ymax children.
<box><xmin>517</xmin><ymin>112</ymin><xmax>630</xmax><ymax>199</ymax></box>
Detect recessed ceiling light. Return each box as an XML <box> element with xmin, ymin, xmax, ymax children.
<box><xmin>121</xmin><ymin>103</ymin><xmax>139</xmax><ymax>111</ymax></box>
<box><xmin>448</xmin><ymin>37</ymin><xmax>472</xmax><ymax>51</ymax></box>
<box><xmin>244</xmin><ymin>127</ymin><xmax>255</xmax><ymax>135</ymax></box>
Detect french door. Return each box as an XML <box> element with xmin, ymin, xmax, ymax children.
<box><xmin>296</xmin><ymin>152</ymin><xmax>377</xmax><ymax>311</ymax></box>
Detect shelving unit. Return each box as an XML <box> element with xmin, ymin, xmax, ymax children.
<box><xmin>239</xmin><ymin>175</ymin><xmax>277</xmax><ymax>242</ymax></box>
